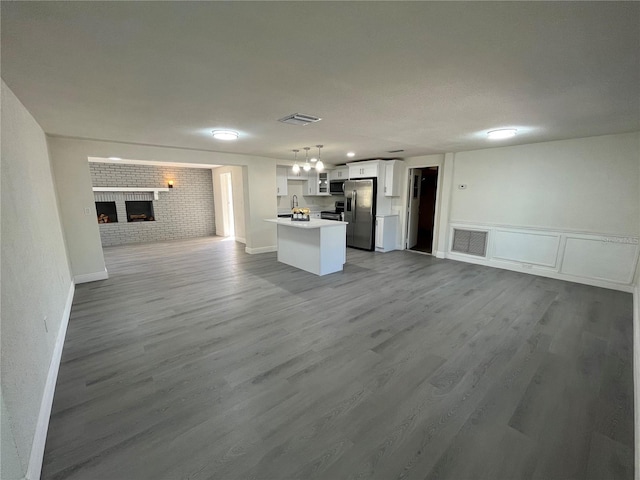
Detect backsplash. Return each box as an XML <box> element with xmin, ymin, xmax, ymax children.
<box><xmin>277</xmin><ymin>181</ymin><xmax>343</xmax><ymax>212</ymax></box>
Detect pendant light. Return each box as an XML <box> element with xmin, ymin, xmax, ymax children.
<box><xmin>315</xmin><ymin>145</ymin><xmax>324</xmax><ymax>172</ymax></box>
<box><xmin>292</xmin><ymin>149</ymin><xmax>300</xmax><ymax>174</ymax></box>
<box><xmin>303</xmin><ymin>147</ymin><xmax>311</xmax><ymax>172</ymax></box>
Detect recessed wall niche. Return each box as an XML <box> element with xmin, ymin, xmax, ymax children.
<box><xmin>95</xmin><ymin>201</ymin><xmax>118</xmax><ymax>223</ymax></box>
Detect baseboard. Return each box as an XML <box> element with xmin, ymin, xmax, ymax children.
<box><xmin>634</xmin><ymin>286</ymin><xmax>639</xmax><ymax>480</ymax></box>
<box><xmin>26</xmin><ymin>281</ymin><xmax>75</xmax><ymax>480</ymax></box>
<box><xmin>74</xmin><ymin>268</ymin><xmax>108</xmax><ymax>284</ymax></box>
<box><xmin>434</xmin><ymin>250</ymin><xmax>446</xmax><ymax>259</ymax></box>
<box><xmin>235</xmin><ymin>237</ymin><xmax>246</xmax><ymax>245</ymax></box>
<box><xmin>245</xmin><ymin>245</ymin><xmax>277</xmax><ymax>254</ymax></box>
<box><xmin>446</xmin><ymin>252</ymin><xmax>634</xmax><ymax>293</ymax></box>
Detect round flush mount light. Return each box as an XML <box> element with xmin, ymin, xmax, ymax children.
<box><xmin>212</xmin><ymin>130</ymin><xmax>239</xmax><ymax>141</ymax></box>
<box><xmin>347</xmin><ymin>152</ymin><xmax>355</xmax><ymax>157</ymax></box>
<box><xmin>487</xmin><ymin>128</ymin><xmax>517</xmax><ymax>140</ymax></box>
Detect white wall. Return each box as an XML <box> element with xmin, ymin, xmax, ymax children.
<box><xmin>1</xmin><ymin>81</ymin><xmax>74</xmax><ymax>480</ymax></box>
<box><xmin>443</xmin><ymin>132</ymin><xmax>640</xmax><ymax>291</ymax></box>
<box><xmin>212</xmin><ymin>165</ymin><xmax>247</xmax><ymax>243</ymax></box>
<box><xmin>48</xmin><ymin>137</ymin><xmax>279</xmax><ymax>280</ymax></box>
<box><xmin>635</xmin><ymin>143</ymin><xmax>640</xmax><ymax>480</ymax></box>
<box><xmin>451</xmin><ymin>133</ymin><xmax>639</xmax><ymax>235</ymax></box>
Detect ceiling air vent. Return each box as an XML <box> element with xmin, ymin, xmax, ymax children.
<box><xmin>278</xmin><ymin>113</ymin><xmax>322</xmax><ymax>126</ymax></box>
<box><xmin>452</xmin><ymin>229</ymin><xmax>488</xmax><ymax>257</ymax></box>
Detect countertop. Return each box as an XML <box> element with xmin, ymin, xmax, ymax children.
<box><xmin>265</xmin><ymin>218</ymin><xmax>348</xmax><ymax>229</ymax></box>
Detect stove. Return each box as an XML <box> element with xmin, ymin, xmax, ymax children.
<box><xmin>320</xmin><ymin>211</ymin><xmax>342</xmax><ymax>221</ymax></box>
<box><xmin>321</xmin><ymin>201</ymin><xmax>344</xmax><ymax>221</ymax></box>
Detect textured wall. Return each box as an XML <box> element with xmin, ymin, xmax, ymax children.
<box><xmin>90</xmin><ymin>163</ymin><xmax>215</xmax><ymax>246</ymax></box>
<box><xmin>1</xmin><ymin>81</ymin><xmax>73</xmax><ymax>480</ymax></box>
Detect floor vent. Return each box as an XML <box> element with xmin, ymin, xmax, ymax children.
<box><xmin>452</xmin><ymin>229</ymin><xmax>488</xmax><ymax>257</ymax></box>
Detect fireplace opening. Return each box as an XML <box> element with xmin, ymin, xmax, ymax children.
<box><xmin>125</xmin><ymin>201</ymin><xmax>155</xmax><ymax>222</ymax></box>
<box><xmin>96</xmin><ymin>201</ymin><xmax>118</xmax><ymax>223</ymax></box>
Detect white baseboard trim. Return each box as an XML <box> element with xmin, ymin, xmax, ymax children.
<box><xmin>634</xmin><ymin>286</ymin><xmax>639</xmax><ymax>480</ymax></box>
<box><xmin>434</xmin><ymin>250</ymin><xmax>446</xmax><ymax>259</ymax></box>
<box><xmin>245</xmin><ymin>245</ymin><xmax>277</xmax><ymax>254</ymax></box>
<box><xmin>26</xmin><ymin>281</ymin><xmax>75</xmax><ymax>480</ymax></box>
<box><xmin>446</xmin><ymin>252</ymin><xmax>634</xmax><ymax>293</ymax></box>
<box><xmin>235</xmin><ymin>237</ymin><xmax>246</xmax><ymax>245</ymax></box>
<box><xmin>74</xmin><ymin>268</ymin><xmax>108</xmax><ymax>284</ymax></box>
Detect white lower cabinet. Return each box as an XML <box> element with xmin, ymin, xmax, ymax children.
<box><xmin>375</xmin><ymin>215</ymin><xmax>398</xmax><ymax>252</ymax></box>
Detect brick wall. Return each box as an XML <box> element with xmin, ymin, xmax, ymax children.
<box><xmin>90</xmin><ymin>163</ymin><xmax>215</xmax><ymax>246</ymax></box>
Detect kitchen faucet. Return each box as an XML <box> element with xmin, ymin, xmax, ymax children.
<box><xmin>291</xmin><ymin>195</ymin><xmax>298</xmax><ymax>209</ymax></box>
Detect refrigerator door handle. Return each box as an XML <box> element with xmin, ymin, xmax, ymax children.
<box><xmin>352</xmin><ymin>190</ymin><xmax>357</xmax><ymax>221</ymax></box>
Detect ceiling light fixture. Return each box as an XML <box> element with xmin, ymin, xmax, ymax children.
<box><xmin>315</xmin><ymin>145</ymin><xmax>324</xmax><ymax>172</ymax></box>
<box><xmin>212</xmin><ymin>130</ymin><xmax>239</xmax><ymax>141</ymax></box>
<box><xmin>347</xmin><ymin>152</ymin><xmax>355</xmax><ymax>158</ymax></box>
<box><xmin>108</xmin><ymin>157</ymin><xmax>122</xmax><ymax>161</ymax></box>
<box><xmin>292</xmin><ymin>149</ymin><xmax>300</xmax><ymax>174</ymax></box>
<box><xmin>487</xmin><ymin>128</ymin><xmax>517</xmax><ymax>140</ymax></box>
<box><xmin>303</xmin><ymin>147</ymin><xmax>311</xmax><ymax>172</ymax></box>
<box><xmin>290</xmin><ymin>146</ymin><xmax>326</xmax><ymax>173</ymax></box>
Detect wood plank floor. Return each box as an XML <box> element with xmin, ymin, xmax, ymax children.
<box><xmin>42</xmin><ymin>236</ymin><xmax>635</xmax><ymax>480</ymax></box>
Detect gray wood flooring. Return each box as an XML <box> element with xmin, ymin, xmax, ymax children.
<box><xmin>42</xmin><ymin>237</ymin><xmax>635</xmax><ymax>479</ymax></box>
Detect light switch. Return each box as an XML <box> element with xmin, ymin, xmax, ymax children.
<box><xmin>84</xmin><ymin>207</ymin><xmax>91</xmax><ymax>215</ymax></box>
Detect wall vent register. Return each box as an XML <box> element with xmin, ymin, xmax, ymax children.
<box><xmin>452</xmin><ymin>229</ymin><xmax>488</xmax><ymax>257</ymax></box>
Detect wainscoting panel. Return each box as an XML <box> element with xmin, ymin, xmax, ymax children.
<box><xmin>447</xmin><ymin>223</ymin><xmax>639</xmax><ymax>291</ymax></box>
<box><xmin>560</xmin><ymin>236</ymin><xmax>639</xmax><ymax>284</ymax></box>
<box><xmin>492</xmin><ymin>229</ymin><xmax>560</xmax><ymax>268</ymax></box>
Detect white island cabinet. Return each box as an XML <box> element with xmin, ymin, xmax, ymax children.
<box><xmin>264</xmin><ymin>218</ymin><xmax>348</xmax><ymax>276</ymax></box>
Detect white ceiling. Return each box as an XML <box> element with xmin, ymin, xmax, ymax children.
<box><xmin>2</xmin><ymin>2</ymin><xmax>639</xmax><ymax>165</ymax></box>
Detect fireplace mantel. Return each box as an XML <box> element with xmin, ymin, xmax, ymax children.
<box><xmin>92</xmin><ymin>187</ymin><xmax>169</xmax><ymax>200</ymax></box>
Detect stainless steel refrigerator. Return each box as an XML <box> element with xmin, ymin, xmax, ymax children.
<box><xmin>344</xmin><ymin>179</ymin><xmax>376</xmax><ymax>250</ymax></box>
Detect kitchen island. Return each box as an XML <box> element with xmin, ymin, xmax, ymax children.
<box><xmin>264</xmin><ymin>218</ymin><xmax>348</xmax><ymax>276</ymax></box>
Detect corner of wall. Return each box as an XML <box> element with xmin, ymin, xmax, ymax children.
<box><xmin>25</xmin><ymin>282</ymin><xmax>75</xmax><ymax>480</ymax></box>
<box><xmin>634</xmin><ymin>280</ymin><xmax>640</xmax><ymax>480</ymax></box>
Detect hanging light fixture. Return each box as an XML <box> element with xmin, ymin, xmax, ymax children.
<box><xmin>315</xmin><ymin>145</ymin><xmax>324</xmax><ymax>172</ymax></box>
<box><xmin>289</xmin><ymin>145</ymin><xmax>328</xmax><ymax>172</ymax></box>
<box><xmin>292</xmin><ymin>149</ymin><xmax>300</xmax><ymax>174</ymax></box>
<box><xmin>303</xmin><ymin>147</ymin><xmax>311</xmax><ymax>172</ymax></box>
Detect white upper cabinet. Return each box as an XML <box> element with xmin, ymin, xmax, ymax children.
<box><xmin>330</xmin><ymin>167</ymin><xmax>349</xmax><ymax>180</ymax></box>
<box><xmin>306</xmin><ymin>171</ymin><xmax>331</xmax><ymax>196</ymax></box>
<box><xmin>348</xmin><ymin>161</ymin><xmax>380</xmax><ymax>179</ymax></box>
<box><xmin>383</xmin><ymin>160</ymin><xmax>403</xmax><ymax>197</ymax></box>
<box><xmin>276</xmin><ymin>166</ymin><xmax>288</xmax><ymax>197</ymax></box>
<box><xmin>288</xmin><ymin>168</ymin><xmax>308</xmax><ymax>180</ymax></box>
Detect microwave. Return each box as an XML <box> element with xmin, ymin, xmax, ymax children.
<box><xmin>329</xmin><ymin>180</ymin><xmax>345</xmax><ymax>195</ymax></box>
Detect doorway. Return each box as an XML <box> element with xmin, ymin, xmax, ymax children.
<box><xmin>220</xmin><ymin>172</ymin><xmax>235</xmax><ymax>237</ymax></box>
<box><xmin>406</xmin><ymin>167</ymin><xmax>439</xmax><ymax>254</ymax></box>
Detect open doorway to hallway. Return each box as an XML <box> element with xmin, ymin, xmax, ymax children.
<box><xmin>220</xmin><ymin>172</ymin><xmax>235</xmax><ymax>238</ymax></box>
<box><xmin>406</xmin><ymin>166</ymin><xmax>439</xmax><ymax>254</ymax></box>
